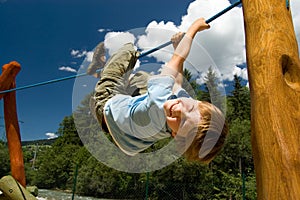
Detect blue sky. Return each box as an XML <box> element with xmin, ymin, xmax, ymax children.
<box><xmin>0</xmin><ymin>0</ymin><xmax>193</xmax><ymax>141</ymax></box>
<box><xmin>0</xmin><ymin>0</ymin><xmax>299</xmax><ymax>141</ymax></box>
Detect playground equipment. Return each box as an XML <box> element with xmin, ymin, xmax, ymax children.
<box><xmin>0</xmin><ymin>62</ymin><xmax>25</xmax><ymax>186</ymax></box>
<box><xmin>0</xmin><ymin>0</ymin><xmax>299</xmax><ymax>199</ymax></box>
<box><xmin>242</xmin><ymin>0</ymin><xmax>300</xmax><ymax>199</ymax></box>
<box><xmin>0</xmin><ymin>3</ymin><xmax>242</xmax><ymax>198</ymax></box>
<box><xmin>0</xmin><ymin>62</ymin><xmax>38</xmax><ymax>199</ymax></box>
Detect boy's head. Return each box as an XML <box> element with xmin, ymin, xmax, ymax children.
<box><xmin>184</xmin><ymin>101</ymin><xmax>228</xmax><ymax>163</ymax></box>
<box><xmin>163</xmin><ymin>99</ymin><xmax>228</xmax><ymax>163</ymax></box>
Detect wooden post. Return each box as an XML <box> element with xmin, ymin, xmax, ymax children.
<box><xmin>0</xmin><ymin>62</ymin><xmax>20</xmax><ymax>99</ymax></box>
<box><xmin>242</xmin><ymin>0</ymin><xmax>300</xmax><ymax>199</ymax></box>
<box><xmin>0</xmin><ymin>62</ymin><xmax>26</xmax><ymax>187</ymax></box>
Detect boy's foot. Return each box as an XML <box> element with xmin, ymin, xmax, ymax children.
<box><xmin>87</xmin><ymin>42</ymin><xmax>106</xmax><ymax>77</ymax></box>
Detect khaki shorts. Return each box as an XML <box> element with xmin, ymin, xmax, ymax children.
<box><xmin>90</xmin><ymin>43</ymin><xmax>150</xmax><ymax>129</ymax></box>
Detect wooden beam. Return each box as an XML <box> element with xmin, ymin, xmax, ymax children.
<box><xmin>0</xmin><ymin>61</ymin><xmax>20</xmax><ymax>99</ymax></box>
<box><xmin>0</xmin><ymin>62</ymin><xmax>26</xmax><ymax>187</ymax></box>
<box><xmin>242</xmin><ymin>0</ymin><xmax>300</xmax><ymax>199</ymax></box>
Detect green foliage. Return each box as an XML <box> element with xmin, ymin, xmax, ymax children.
<box><xmin>183</xmin><ymin>68</ymin><xmax>201</xmax><ymax>98</ymax></box>
<box><xmin>26</xmin><ymin>115</ymin><xmax>84</xmax><ymax>189</ymax></box>
<box><xmin>0</xmin><ymin>141</ymin><xmax>10</xmax><ymax>177</ymax></box>
<box><xmin>228</xmin><ymin>75</ymin><xmax>251</xmax><ymax>121</ymax></box>
<box><xmin>244</xmin><ymin>172</ymin><xmax>257</xmax><ymax>200</ymax></box>
<box><xmin>32</xmin><ymin>145</ymin><xmax>77</xmax><ymax>189</ymax></box>
<box><xmin>210</xmin><ymin>170</ymin><xmax>243</xmax><ymax>199</ymax></box>
<box><xmin>55</xmin><ymin>116</ymin><xmax>83</xmax><ymax>146</ymax></box>
<box><xmin>201</xmin><ymin>67</ymin><xmax>226</xmax><ymax>111</ymax></box>
<box><xmin>76</xmin><ymin>157</ymin><xmax>139</xmax><ymax>199</ymax></box>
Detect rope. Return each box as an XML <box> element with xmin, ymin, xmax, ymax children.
<box><xmin>0</xmin><ymin>0</ymin><xmax>242</xmax><ymax>95</ymax></box>
<box><xmin>0</xmin><ymin>72</ymin><xmax>88</xmax><ymax>94</ymax></box>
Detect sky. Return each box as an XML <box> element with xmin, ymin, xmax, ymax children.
<box><xmin>0</xmin><ymin>0</ymin><xmax>299</xmax><ymax>141</ymax></box>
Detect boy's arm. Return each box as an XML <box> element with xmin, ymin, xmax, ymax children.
<box><xmin>160</xmin><ymin>18</ymin><xmax>210</xmax><ymax>91</ymax></box>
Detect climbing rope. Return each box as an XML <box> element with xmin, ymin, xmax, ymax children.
<box><xmin>0</xmin><ymin>0</ymin><xmax>242</xmax><ymax>95</ymax></box>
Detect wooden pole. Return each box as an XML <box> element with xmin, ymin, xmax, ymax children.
<box><xmin>0</xmin><ymin>62</ymin><xmax>20</xmax><ymax>99</ymax></box>
<box><xmin>242</xmin><ymin>0</ymin><xmax>300</xmax><ymax>199</ymax></box>
<box><xmin>0</xmin><ymin>62</ymin><xmax>26</xmax><ymax>187</ymax></box>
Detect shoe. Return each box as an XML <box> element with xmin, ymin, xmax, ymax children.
<box><xmin>87</xmin><ymin>42</ymin><xmax>106</xmax><ymax>77</ymax></box>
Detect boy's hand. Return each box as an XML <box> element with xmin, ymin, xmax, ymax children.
<box><xmin>193</xmin><ymin>17</ymin><xmax>210</xmax><ymax>32</ymax></box>
<box><xmin>187</xmin><ymin>18</ymin><xmax>210</xmax><ymax>38</ymax></box>
<box><xmin>171</xmin><ymin>32</ymin><xmax>185</xmax><ymax>50</ymax></box>
<box><xmin>171</xmin><ymin>18</ymin><xmax>209</xmax><ymax>50</ymax></box>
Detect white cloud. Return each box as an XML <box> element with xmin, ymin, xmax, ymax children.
<box><xmin>71</xmin><ymin>49</ymin><xmax>79</xmax><ymax>56</ymax></box>
<box><xmin>136</xmin><ymin>0</ymin><xmax>245</xmax><ymax>82</ymax></box>
<box><xmin>137</xmin><ymin>0</ymin><xmax>299</xmax><ymax>82</ymax></box>
<box><xmin>45</xmin><ymin>132</ymin><xmax>58</xmax><ymax>140</ymax></box>
<box><xmin>221</xmin><ymin>65</ymin><xmax>248</xmax><ymax>81</ymax></box>
<box><xmin>59</xmin><ymin>66</ymin><xmax>77</xmax><ymax>73</ymax></box>
<box><xmin>246</xmin><ymin>82</ymin><xmax>250</xmax><ymax>88</ymax></box>
<box><xmin>104</xmin><ymin>31</ymin><xmax>136</xmax><ymax>56</ymax></box>
<box><xmin>137</xmin><ymin>21</ymin><xmax>179</xmax><ymax>62</ymax></box>
<box><xmin>85</xmin><ymin>51</ymin><xmax>94</xmax><ymax>62</ymax></box>
<box><xmin>178</xmin><ymin>0</ymin><xmax>245</xmax><ymax>81</ymax></box>
<box><xmin>96</xmin><ymin>0</ymin><xmax>300</xmax><ymax>83</ymax></box>
<box><xmin>71</xmin><ymin>49</ymin><xmax>88</xmax><ymax>58</ymax></box>
<box><xmin>98</xmin><ymin>28</ymin><xmax>112</xmax><ymax>33</ymax></box>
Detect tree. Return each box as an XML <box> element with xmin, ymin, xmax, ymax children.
<box><xmin>0</xmin><ymin>142</ymin><xmax>10</xmax><ymax>177</ymax></box>
<box><xmin>76</xmin><ymin>156</ymin><xmax>141</xmax><ymax>199</ymax></box>
<box><xmin>55</xmin><ymin>116</ymin><xmax>82</xmax><ymax>146</ymax></box>
<box><xmin>33</xmin><ymin>144</ymin><xmax>79</xmax><ymax>189</ymax></box>
<box><xmin>228</xmin><ymin>75</ymin><xmax>251</xmax><ymax>121</ymax></box>
<box><xmin>32</xmin><ymin>115</ymin><xmax>83</xmax><ymax>189</ymax></box>
<box><xmin>202</xmin><ymin>67</ymin><xmax>225</xmax><ymax>111</ymax></box>
<box><xmin>183</xmin><ymin>69</ymin><xmax>196</xmax><ymax>91</ymax></box>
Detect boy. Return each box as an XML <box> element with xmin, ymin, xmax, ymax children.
<box><xmin>89</xmin><ymin>18</ymin><xmax>228</xmax><ymax>163</ymax></box>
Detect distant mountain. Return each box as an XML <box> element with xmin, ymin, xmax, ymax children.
<box><xmin>21</xmin><ymin>138</ymin><xmax>57</xmax><ymax>146</ymax></box>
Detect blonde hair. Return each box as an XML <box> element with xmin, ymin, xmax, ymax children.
<box><xmin>184</xmin><ymin>101</ymin><xmax>228</xmax><ymax>163</ymax></box>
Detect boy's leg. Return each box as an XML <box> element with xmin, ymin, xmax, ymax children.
<box><xmin>87</xmin><ymin>42</ymin><xmax>106</xmax><ymax>78</ymax></box>
<box><xmin>91</xmin><ymin>43</ymin><xmax>140</xmax><ymax>126</ymax></box>
<box><xmin>127</xmin><ymin>71</ymin><xmax>150</xmax><ymax>96</ymax></box>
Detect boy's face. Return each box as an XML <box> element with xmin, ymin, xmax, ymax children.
<box><xmin>163</xmin><ymin>97</ymin><xmax>200</xmax><ymax>137</ymax></box>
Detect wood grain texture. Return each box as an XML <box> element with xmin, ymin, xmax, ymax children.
<box><xmin>0</xmin><ymin>61</ymin><xmax>20</xmax><ymax>99</ymax></box>
<box><xmin>0</xmin><ymin>62</ymin><xmax>26</xmax><ymax>187</ymax></box>
<box><xmin>242</xmin><ymin>0</ymin><xmax>300</xmax><ymax>199</ymax></box>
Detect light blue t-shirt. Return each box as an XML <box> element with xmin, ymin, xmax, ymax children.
<box><xmin>103</xmin><ymin>75</ymin><xmax>191</xmax><ymax>155</ymax></box>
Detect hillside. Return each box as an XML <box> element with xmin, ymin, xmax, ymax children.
<box><xmin>21</xmin><ymin>138</ymin><xmax>57</xmax><ymax>146</ymax></box>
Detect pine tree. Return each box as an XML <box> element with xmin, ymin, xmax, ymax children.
<box><xmin>55</xmin><ymin>115</ymin><xmax>82</xmax><ymax>146</ymax></box>
<box><xmin>0</xmin><ymin>141</ymin><xmax>10</xmax><ymax>177</ymax></box>
<box><xmin>183</xmin><ymin>68</ymin><xmax>203</xmax><ymax>100</ymax></box>
<box><xmin>229</xmin><ymin>74</ymin><xmax>251</xmax><ymax>121</ymax></box>
<box><xmin>202</xmin><ymin>66</ymin><xmax>225</xmax><ymax>111</ymax></box>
